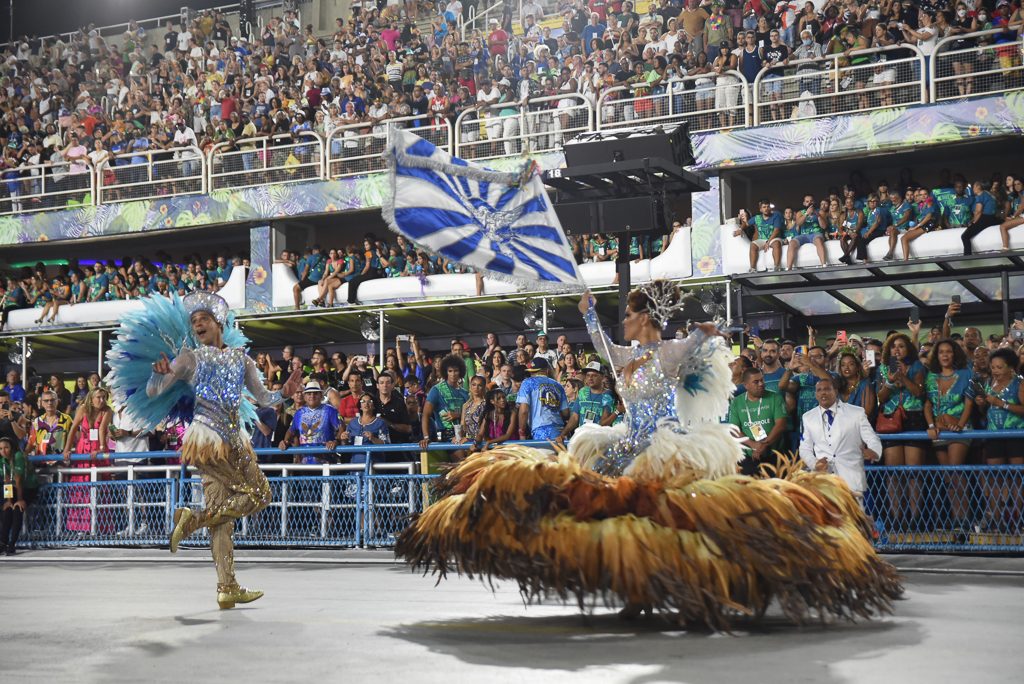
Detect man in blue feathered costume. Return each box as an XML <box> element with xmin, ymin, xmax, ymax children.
<box><xmin>107</xmin><ymin>292</ymin><xmax>301</xmax><ymax>609</ymax></box>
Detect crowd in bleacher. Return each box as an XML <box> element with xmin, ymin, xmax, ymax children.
<box><xmin>0</xmin><ymin>1</ymin><xmax>1021</xmax><ymax>211</ymax></box>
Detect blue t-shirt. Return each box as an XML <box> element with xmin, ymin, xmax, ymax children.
<box><xmin>306</xmin><ymin>254</ymin><xmax>326</xmax><ymax>282</ymax></box>
<box><xmin>251</xmin><ymin>406</ymin><xmax>278</xmax><ymax>450</ymax></box>
<box><xmin>346</xmin><ymin>416</ymin><xmax>390</xmax><ymax>444</ymax></box>
<box><xmin>425</xmin><ymin>381</ymin><xmax>469</xmax><ymax>434</ymax></box>
<box><xmin>862</xmin><ymin>206</ymin><xmax>891</xmax><ymax>237</ymax></box>
<box><xmin>290</xmin><ymin>404</ymin><xmax>341</xmax><ymax>446</ymax></box>
<box><xmin>793</xmin><ymin>371</ymin><xmax>840</xmax><ymax>418</ymax></box>
<box><xmin>975</xmin><ymin>191</ymin><xmax>997</xmax><ymax>216</ymax></box>
<box><xmin>761</xmin><ymin>367</ymin><xmax>786</xmax><ymax>395</ymax></box>
<box><xmin>3</xmin><ymin>383</ymin><xmax>25</xmax><ymax>403</ymax></box>
<box><xmin>517</xmin><ymin>375</ymin><xmax>568</xmax><ymax>434</ymax></box>
<box><xmin>889</xmin><ymin>201</ymin><xmax>913</xmax><ymax>230</ymax></box>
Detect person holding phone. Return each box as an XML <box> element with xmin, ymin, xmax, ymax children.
<box><xmin>877</xmin><ymin>332</ymin><xmax>928</xmax><ymax>532</ymax></box>
<box><xmin>838</xmin><ymin>351</ymin><xmax>877</xmax><ymax>418</ymax></box>
<box><xmin>923</xmin><ymin>339</ymin><xmax>975</xmax><ymax>533</ymax></box>
<box><xmin>973</xmin><ymin>349</ymin><xmax>1024</xmax><ymax>533</ymax></box>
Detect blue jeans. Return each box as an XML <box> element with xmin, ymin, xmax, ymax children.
<box><xmin>531</xmin><ymin>425</ymin><xmax>563</xmax><ymax>441</ymax></box>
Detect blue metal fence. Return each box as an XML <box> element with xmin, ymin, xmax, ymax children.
<box><xmin>18</xmin><ymin>434</ymin><xmax>1024</xmax><ymax>552</ymax></box>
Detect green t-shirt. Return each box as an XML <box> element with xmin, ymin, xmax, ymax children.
<box><xmin>753</xmin><ymin>211</ymin><xmax>783</xmax><ymax>241</ymax></box>
<box><xmin>728</xmin><ymin>390</ymin><xmax>787</xmax><ymax>453</ymax></box>
<box><xmin>572</xmin><ymin>387</ymin><xmax>615</xmax><ymax>425</ymax></box>
<box><xmin>2</xmin><ymin>451</ymin><xmax>38</xmax><ymax>493</ymax></box>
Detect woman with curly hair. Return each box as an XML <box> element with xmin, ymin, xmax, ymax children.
<box><xmin>924</xmin><ymin>339</ymin><xmax>974</xmax><ymax>532</ymax></box>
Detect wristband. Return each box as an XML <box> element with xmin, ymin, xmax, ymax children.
<box><xmin>928</xmin><ymin>423</ymin><xmax>935</xmax><ymax>429</ymax></box>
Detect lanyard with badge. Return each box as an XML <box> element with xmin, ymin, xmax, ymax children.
<box><xmin>745</xmin><ymin>396</ymin><xmax>767</xmax><ymax>441</ymax></box>
<box><xmin>2</xmin><ymin>458</ymin><xmax>13</xmax><ymax>500</ymax></box>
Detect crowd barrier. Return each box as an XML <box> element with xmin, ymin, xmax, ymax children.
<box><xmin>17</xmin><ymin>434</ymin><xmax>1024</xmax><ymax>553</ymax></box>
<box><xmin>1</xmin><ymin>32</ymin><xmax>1019</xmax><ymax>219</ymax></box>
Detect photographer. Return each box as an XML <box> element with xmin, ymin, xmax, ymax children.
<box><xmin>0</xmin><ymin>389</ymin><xmax>29</xmax><ymax>446</ymax></box>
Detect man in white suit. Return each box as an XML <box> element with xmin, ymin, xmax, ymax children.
<box><xmin>799</xmin><ymin>376</ymin><xmax>882</xmax><ymax>498</ymax></box>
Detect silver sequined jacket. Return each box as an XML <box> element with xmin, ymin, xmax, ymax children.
<box><xmin>146</xmin><ymin>345</ymin><xmax>282</xmax><ymax>444</ymax></box>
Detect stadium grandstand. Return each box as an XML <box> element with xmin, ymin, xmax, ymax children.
<box><xmin>0</xmin><ymin>0</ymin><xmax>1023</xmax><ymax>561</ymax></box>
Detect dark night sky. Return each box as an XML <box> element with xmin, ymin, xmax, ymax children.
<box><xmin>1</xmin><ymin>0</ymin><xmax>232</xmax><ymax>43</ymax></box>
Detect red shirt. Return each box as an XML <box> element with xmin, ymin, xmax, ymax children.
<box><xmin>338</xmin><ymin>392</ymin><xmax>362</xmax><ymax>422</ymax></box>
<box><xmin>220</xmin><ymin>96</ymin><xmax>237</xmax><ymax>122</ymax></box>
<box><xmin>487</xmin><ymin>29</ymin><xmax>509</xmax><ymax>56</ymax></box>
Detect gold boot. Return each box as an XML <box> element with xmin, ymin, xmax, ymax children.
<box><xmin>169</xmin><ymin>507</ymin><xmax>194</xmax><ymax>554</ymax></box>
<box><xmin>217</xmin><ymin>584</ymin><xmax>264</xmax><ymax>610</ymax></box>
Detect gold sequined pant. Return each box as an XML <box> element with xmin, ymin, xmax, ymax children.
<box><xmin>181</xmin><ymin>440</ymin><xmax>271</xmax><ymax>590</ymax></box>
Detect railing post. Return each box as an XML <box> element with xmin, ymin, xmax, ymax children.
<box><xmin>752</xmin><ymin>71</ymin><xmax>762</xmax><ymax>126</ymax></box>
<box><xmin>126</xmin><ymin>465</ymin><xmax>135</xmax><ymax>536</ymax></box>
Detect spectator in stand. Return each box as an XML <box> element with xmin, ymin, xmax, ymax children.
<box><xmin>516</xmin><ymin>357</ymin><xmax>569</xmax><ymax>441</ymax></box>
<box><xmin>961</xmin><ymin>179</ymin><xmax>1000</xmax><ymax>255</ymax></box>
<box><xmin>882</xmin><ymin>187</ymin><xmax>915</xmax><ymax>260</ymax></box>
<box><xmin>1</xmin><ymin>435</ymin><xmax>38</xmax><ymax>555</ymax></box>
<box><xmin>749</xmin><ymin>198</ymin><xmax>784</xmax><ymax>272</ymax></box>
<box><xmin>799</xmin><ymin>374</ymin><xmax>881</xmax><ymax>501</ymax></box>
<box><xmin>843</xmin><ymin>193</ymin><xmax>891</xmax><ymax>264</ymax></box>
<box><xmin>787</xmin><ymin>193</ymin><xmax>828</xmax><ymax>269</ymax></box>
<box><xmin>279</xmin><ymin>381</ymin><xmax>342</xmax><ymax>465</ymax></box>
<box><xmin>923</xmin><ymin>338</ymin><xmax>975</xmax><ymax>531</ymax></box>
<box><xmin>3</xmin><ymin>370</ymin><xmax>25</xmax><ymax>403</ymax></box>
<box><xmin>729</xmin><ymin>366</ymin><xmax>788</xmax><ymax>476</ymax></box>
<box><xmin>338</xmin><ymin>370</ymin><xmax>367</xmax><ymax>424</ymax></box>
<box><xmin>899</xmin><ymin>187</ymin><xmax>940</xmax><ymax>261</ymax></box>
<box><xmin>876</xmin><ymin>332</ymin><xmax>927</xmax><ymax>532</ymax></box>
<box><xmin>342</xmin><ymin>394</ymin><xmax>390</xmax><ymax>460</ymax></box>
<box><xmin>837</xmin><ymin>351</ymin><xmax>877</xmax><ymax>417</ymax></box>
<box><xmin>533</xmin><ymin>332</ymin><xmax>558</xmax><ymax>367</ymax></box>
<box><xmin>557</xmin><ymin>361</ymin><xmax>616</xmax><ymax>443</ymax></box>
<box><xmin>973</xmin><ymin>348</ymin><xmax>1024</xmax><ymax>533</ymax></box>
<box><xmin>61</xmin><ymin>387</ymin><xmax>113</xmax><ymax>535</ymax></box>
<box><xmin>455</xmin><ymin>375</ymin><xmax>487</xmax><ymax>453</ymax></box>
<box><xmin>420</xmin><ymin>354</ymin><xmax>468</xmax><ymax>448</ymax></box>
<box><xmin>376</xmin><ymin>373</ymin><xmax>412</xmax><ymax>445</ymax></box>
<box><xmin>473</xmin><ymin>388</ymin><xmax>517</xmax><ymax>451</ymax></box>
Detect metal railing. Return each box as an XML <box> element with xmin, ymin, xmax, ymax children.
<box><xmin>597</xmin><ymin>70</ymin><xmax>751</xmax><ymax>133</ymax></box>
<box><xmin>15</xmin><ymin>433</ymin><xmax>1024</xmax><ymax>552</ymax></box>
<box><xmin>97</xmin><ymin>146</ymin><xmax>206</xmax><ymax>204</ymax></box>
<box><xmin>0</xmin><ymin>159</ymin><xmax>95</xmax><ymax>216</ymax></box>
<box><xmin>326</xmin><ymin>114</ymin><xmax>454</xmax><ymax>179</ymax></box>
<box><xmin>931</xmin><ymin>28</ymin><xmax>1024</xmax><ymax>103</ymax></box>
<box><xmin>208</xmin><ymin>132</ymin><xmax>323</xmax><ymax>191</ymax></box>
<box><xmin>752</xmin><ymin>43</ymin><xmax>927</xmax><ymax>125</ymax></box>
<box><xmin>455</xmin><ymin>93</ymin><xmax>592</xmax><ymax>162</ymax></box>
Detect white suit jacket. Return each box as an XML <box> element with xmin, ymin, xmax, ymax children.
<box><xmin>799</xmin><ymin>401</ymin><xmax>882</xmax><ymax>493</ymax></box>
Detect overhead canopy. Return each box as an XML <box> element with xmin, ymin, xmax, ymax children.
<box><xmin>733</xmin><ymin>251</ymin><xmax>1024</xmax><ymax>329</ymax></box>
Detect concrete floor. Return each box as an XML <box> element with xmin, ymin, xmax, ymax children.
<box><xmin>2</xmin><ymin>551</ymin><xmax>1022</xmax><ymax>684</ymax></box>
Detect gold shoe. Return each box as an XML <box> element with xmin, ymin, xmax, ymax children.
<box><xmin>217</xmin><ymin>585</ymin><xmax>264</xmax><ymax>610</ymax></box>
<box><xmin>169</xmin><ymin>507</ymin><xmax>194</xmax><ymax>554</ymax></box>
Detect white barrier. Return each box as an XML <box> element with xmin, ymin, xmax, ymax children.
<box><xmin>597</xmin><ymin>72</ymin><xmax>750</xmax><ymax>133</ymax></box>
<box><xmin>752</xmin><ymin>44</ymin><xmax>926</xmax><ymax>126</ymax></box>
<box><xmin>455</xmin><ymin>93</ymin><xmax>592</xmax><ymax>162</ymax></box>
<box><xmin>0</xmin><ymin>160</ymin><xmax>95</xmax><ymax>216</ymax></box>
<box><xmin>209</xmin><ymin>133</ymin><xmax>323</xmax><ymax>191</ymax></box>
<box><xmin>326</xmin><ymin>114</ymin><xmax>453</xmax><ymax>180</ymax></box>
<box><xmin>97</xmin><ymin>145</ymin><xmax>206</xmax><ymax>204</ymax></box>
<box><xmin>2</xmin><ymin>267</ymin><xmax>247</xmax><ymax>332</ymax></box>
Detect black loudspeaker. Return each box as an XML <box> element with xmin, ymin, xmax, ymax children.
<box><xmin>563</xmin><ymin>123</ymin><xmax>695</xmax><ymax>168</ymax></box>
<box><xmin>555</xmin><ymin>196</ymin><xmax>660</xmax><ymax>236</ymax></box>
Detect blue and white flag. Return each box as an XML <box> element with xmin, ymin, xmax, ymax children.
<box><xmin>381</xmin><ymin>128</ymin><xmax>582</xmax><ymax>290</ymax></box>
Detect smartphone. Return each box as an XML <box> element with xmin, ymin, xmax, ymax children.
<box><xmin>951</xmin><ymin>295</ymin><xmax>961</xmax><ymax>305</ymax></box>
<box><xmin>836</xmin><ymin>330</ymin><xmax>847</xmax><ymax>344</ymax></box>
<box><xmin>396</xmin><ymin>334</ymin><xmax>411</xmax><ymax>342</ymax></box>
<box><xmin>887</xmin><ymin>357</ymin><xmax>899</xmax><ymax>375</ymax></box>
<box><xmin>865</xmin><ymin>349</ymin><xmax>877</xmax><ymax>368</ymax></box>
<box><xmin>750</xmin><ymin>326</ymin><xmax>760</xmax><ymax>338</ymax></box>
<box><xmin>909</xmin><ymin>306</ymin><xmax>920</xmax><ymax>323</ymax></box>
<box><xmin>1015</xmin><ymin>311</ymin><xmax>1023</xmax><ymax>322</ymax></box>
<box><xmin>795</xmin><ymin>345</ymin><xmax>807</xmax><ymax>356</ymax></box>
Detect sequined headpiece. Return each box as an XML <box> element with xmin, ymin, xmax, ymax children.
<box><xmin>638</xmin><ymin>281</ymin><xmax>687</xmax><ymax>330</ymax></box>
<box><xmin>183</xmin><ymin>292</ymin><xmax>229</xmax><ymax>326</ymax></box>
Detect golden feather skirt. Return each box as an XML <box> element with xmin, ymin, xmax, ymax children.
<box><xmin>395</xmin><ymin>445</ymin><xmax>903</xmax><ymax>629</ymax></box>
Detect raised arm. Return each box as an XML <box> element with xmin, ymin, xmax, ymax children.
<box><xmin>146</xmin><ymin>347</ymin><xmax>196</xmax><ymax>398</ymax></box>
<box><xmin>578</xmin><ymin>292</ymin><xmax>632</xmax><ymax>372</ymax></box>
